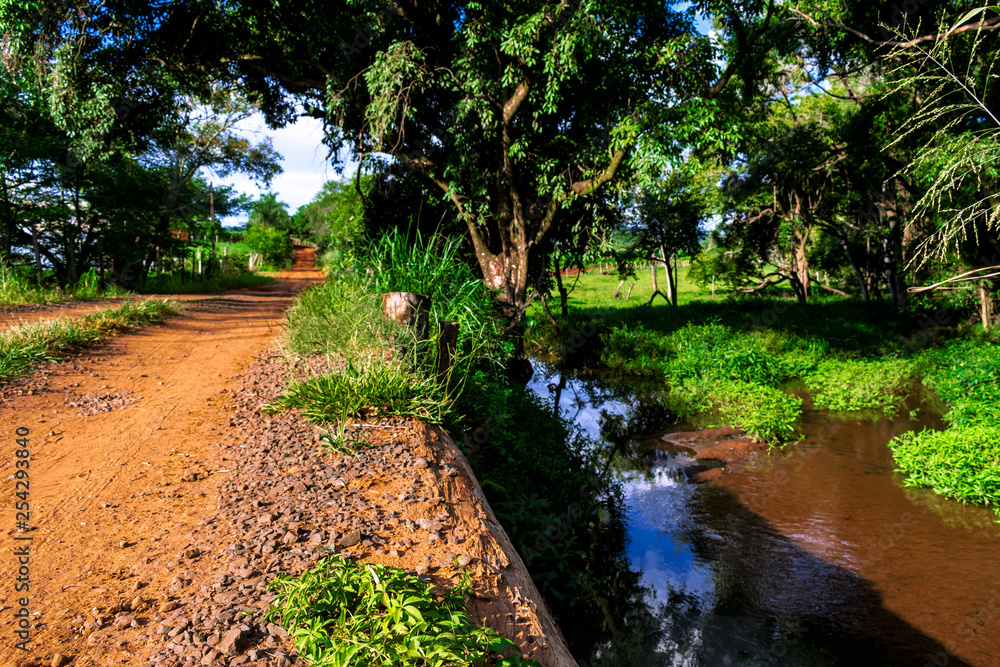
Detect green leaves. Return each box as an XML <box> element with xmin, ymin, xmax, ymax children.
<box><xmin>267</xmin><ymin>556</ymin><xmax>539</xmax><ymax>667</ymax></box>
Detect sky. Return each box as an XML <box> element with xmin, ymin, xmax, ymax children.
<box><xmin>207</xmin><ymin>114</ymin><xmax>353</xmax><ymax>227</ymax></box>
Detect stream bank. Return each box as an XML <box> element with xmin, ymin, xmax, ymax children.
<box><xmin>527</xmin><ymin>361</ymin><xmax>1000</xmax><ymax>667</ymax></box>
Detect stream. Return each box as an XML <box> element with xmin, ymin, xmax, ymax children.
<box><xmin>526</xmin><ymin>361</ymin><xmax>1000</xmax><ymax>667</ymax></box>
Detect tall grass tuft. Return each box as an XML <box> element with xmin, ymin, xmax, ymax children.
<box><xmin>365</xmin><ymin>229</ymin><xmax>510</xmax><ymax>370</ymax></box>
<box><xmin>0</xmin><ymin>262</ymin><xmax>53</xmax><ymax>307</ymax></box>
<box><xmin>265</xmin><ymin>358</ymin><xmax>453</xmax><ymax>426</ymax></box>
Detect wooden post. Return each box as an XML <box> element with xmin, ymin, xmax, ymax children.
<box><xmin>31</xmin><ymin>224</ymin><xmax>42</xmax><ymax>284</ymax></box>
<box><xmin>381</xmin><ymin>292</ymin><xmax>431</xmax><ymax>342</ymax></box>
<box><xmin>981</xmin><ymin>281</ymin><xmax>992</xmax><ymax>331</ymax></box>
<box><xmin>437</xmin><ymin>321</ymin><xmax>459</xmax><ymax>382</ymax></box>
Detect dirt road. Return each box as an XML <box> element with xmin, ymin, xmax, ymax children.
<box><xmin>0</xmin><ymin>248</ymin><xmax>323</xmax><ymax>666</ymax></box>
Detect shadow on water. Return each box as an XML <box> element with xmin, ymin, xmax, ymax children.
<box><xmin>525</xmin><ymin>362</ymin><xmax>997</xmax><ymax>667</ymax></box>
<box><xmin>576</xmin><ymin>477</ymin><xmax>976</xmax><ymax>667</ymax></box>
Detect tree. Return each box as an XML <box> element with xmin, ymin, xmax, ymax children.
<box><xmin>629</xmin><ymin>165</ymin><xmax>713</xmax><ymax>306</ymax></box>
<box><xmin>293</xmin><ymin>178</ymin><xmax>365</xmax><ymax>255</ymax></box>
<box><xmin>3</xmin><ymin>0</ymin><xmax>781</xmax><ymax>323</ymax></box>
<box><xmin>141</xmin><ymin>91</ymin><xmax>282</xmax><ymax>275</ymax></box>
<box><xmin>244</xmin><ymin>224</ymin><xmax>293</xmax><ymax>268</ymax></box>
<box><xmin>248</xmin><ymin>193</ymin><xmax>291</xmax><ymax>230</ymax></box>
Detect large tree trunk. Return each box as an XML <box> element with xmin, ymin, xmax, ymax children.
<box><xmin>553</xmin><ymin>254</ymin><xmax>569</xmax><ymax>318</ymax></box>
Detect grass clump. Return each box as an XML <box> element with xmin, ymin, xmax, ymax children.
<box><xmin>806</xmin><ymin>357</ymin><xmax>917</xmax><ymax>414</ymax></box>
<box><xmin>1</xmin><ymin>263</ymin><xmax>127</xmax><ymax>307</ymax></box>
<box><xmin>267</xmin><ymin>556</ymin><xmax>538</xmax><ymax>667</ymax></box>
<box><xmin>266</xmin><ymin>359</ymin><xmax>453</xmax><ymax>426</ymax></box>
<box><xmin>0</xmin><ymin>299</ymin><xmax>180</xmax><ymax>381</ymax></box>
<box><xmin>888</xmin><ymin>337</ymin><xmax>1000</xmax><ymax>510</ymax></box>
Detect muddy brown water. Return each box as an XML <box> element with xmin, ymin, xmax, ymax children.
<box><xmin>527</xmin><ymin>362</ymin><xmax>1000</xmax><ymax>667</ymax></box>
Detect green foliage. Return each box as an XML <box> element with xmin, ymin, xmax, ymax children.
<box><xmin>139</xmin><ymin>272</ymin><xmax>277</xmax><ymax>295</ymax></box>
<box><xmin>294</xmin><ymin>178</ymin><xmax>366</xmax><ymax>261</ymax></box>
<box><xmin>265</xmin><ymin>359</ymin><xmax>454</xmax><ymax>426</ymax></box>
<box><xmin>365</xmin><ymin>229</ymin><xmax>511</xmax><ymax>370</ymax></box>
<box><xmin>601</xmin><ymin>322</ymin><xmax>809</xmax><ymax>442</ymax></box>
<box><xmin>244</xmin><ymin>224</ymin><xmax>295</xmax><ymax>267</ymax></box>
<box><xmin>806</xmin><ymin>358</ymin><xmax>917</xmax><ymax>414</ymax></box>
<box><xmin>249</xmin><ymin>193</ymin><xmax>292</xmax><ymax>230</ymax></box>
<box><xmin>884</xmin><ymin>10</ymin><xmax>1000</xmax><ymax>271</ymax></box>
<box><xmin>889</xmin><ymin>336</ymin><xmax>1000</xmax><ymax>512</ymax></box>
<box><xmin>0</xmin><ymin>263</ymin><xmax>59</xmax><ymax>306</ymax></box>
<box><xmin>267</xmin><ymin>556</ymin><xmax>537</xmax><ymax>667</ymax></box>
<box><xmin>663</xmin><ymin>377</ymin><xmax>802</xmax><ymax>443</ymax></box>
<box><xmin>890</xmin><ymin>423</ymin><xmax>1000</xmax><ymax>509</ymax></box>
<box><xmin>0</xmin><ymin>299</ymin><xmax>180</xmax><ymax>380</ymax></box>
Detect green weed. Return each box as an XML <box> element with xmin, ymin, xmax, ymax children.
<box><xmin>267</xmin><ymin>556</ymin><xmax>538</xmax><ymax>667</ymax></box>
<box><xmin>601</xmin><ymin>322</ymin><xmax>805</xmax><ymax>443</ymax></box>
<box><xmin>888</xmin><ymin>337</ymin><xmax>1000</xmax><ymax>511</ymax></box>
<box><xmin>265</xmin><ymin>359</ymin><xmax>454</xmax><ymax>426</ymax></box>
<box><xmin>806</xmin><ymin>358</ymin><xmax>917</xmax><ymax>414</ymax></box>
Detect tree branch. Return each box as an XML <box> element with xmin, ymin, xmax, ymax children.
<box><xmin>787</xmin><ymin>7</ymin><xmax>1000</xmax><ymax>48</ymax></box>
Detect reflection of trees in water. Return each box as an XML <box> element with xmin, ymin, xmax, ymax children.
<box><xmin>540</xmin><ymin>364</ymin><xmax>970</xmax><ymax>667</ymax></box>
<box><xmin>674</xmin><ymin>485</ymin><xmax>973</xmax><ymax>667</ymax></box>
<box><xmin>598</xmin><ymin>399</ymin><xmax>678</xmax><ymax>481</ymax></box>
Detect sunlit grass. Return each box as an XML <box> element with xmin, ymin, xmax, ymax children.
<box><xmin>0</xmin><ymin>299</ymin><xmax>181</xmax><ymax>381</ymax></box>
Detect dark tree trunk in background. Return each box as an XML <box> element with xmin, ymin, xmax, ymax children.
<box><xmin>437</xmin><ymin>321</ymin><xmax>459</xmax><ymax>382</ymax></box>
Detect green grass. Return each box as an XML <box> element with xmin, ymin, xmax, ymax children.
<box><xmin>267</xmin><ymin>556</ymin><xmax>537</xmax><ymax>667</ymax></box>
<box><xmin>139</xmin><ymin>271</ymin><xmax>277</xmax><ymax>294</ymax></box>
<box><xmin>600</xmin><ymin>322</ymin><xmax>811</xmax><ymax>442</ymax></box>
<box><xmin>888</xmin><ymin>337</ymin><xmax>1000</xmax><ymax>510</ymax></box>
<box><xmin>0</xmin><ymin>299</ymin><xmax>181</xmax><ymax>381</ymax></box>
<box><xmin>1</xmin><ymin>263</ymin><xmax>127</xmax><ymax>307</ymax></box>
<box><xmin>805</xmin><ymin>358</ymin><xmax>917</xmax><ymax>414</ymax></box>
<box><xmin>264</xmin><ymin>359</ymin><xmax>454</xmax><ymax>426</ymax></box>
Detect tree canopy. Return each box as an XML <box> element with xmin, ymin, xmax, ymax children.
<box><xmin>1</xmin><ymin>0</ymin><xmax>783</xmax><ymax>316</ymax></box>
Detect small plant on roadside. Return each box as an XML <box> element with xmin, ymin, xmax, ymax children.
<box><xmin>264</xmin><ymin>358</ymin><xmax>454</xmax><ymax>426</ymax></box>
<box><xmin>267</xmin><ymin>555</ymin><xmax>539</xmax><ymax>667</ymax></box>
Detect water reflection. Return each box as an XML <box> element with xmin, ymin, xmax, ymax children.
<box><xmin>528</xmin><ymin>361</ymin><xmax>1000</xmax><ymax>667</ymax></box>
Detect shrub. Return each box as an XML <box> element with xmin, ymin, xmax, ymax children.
<box><xmin>244</xmin><ymin>224</ymin><xmax>295</xmax><ymax>266</ymax></box>
<box><xmin>267</xmin><ymin>556</ymin><xmax>537</xmax><ymax>667</ymax></box>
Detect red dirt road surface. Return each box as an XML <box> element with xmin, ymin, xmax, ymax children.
<box><xmin>0</xmin><ymin>248</ymin><xmax>323</xmax><ymax>666</ymax></box>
